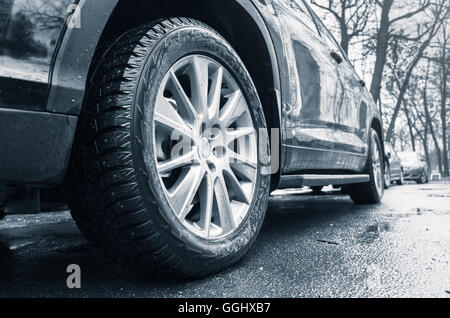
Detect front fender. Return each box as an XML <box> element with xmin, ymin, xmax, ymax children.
<box><xmin>47</xmin><ymin>0</ymin><xmax>119</xmax><ymax>115</ymax></box>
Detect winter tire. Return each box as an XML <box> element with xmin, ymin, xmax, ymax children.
<box><xmin>65</xmin><ymin>18</ymin><xmax>271</xmax><ymax>278</ymax></box>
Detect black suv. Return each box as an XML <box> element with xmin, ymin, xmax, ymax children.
<box><xmin>0</xmin><ymin>0</ymin><xmax>384</xmax><ymax>277</ymax></box>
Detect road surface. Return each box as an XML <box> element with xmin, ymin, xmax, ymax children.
<box><xmin>1</xmin><ymin>182</ymin><xmax>449</xmax><ymax>298</ymax></box>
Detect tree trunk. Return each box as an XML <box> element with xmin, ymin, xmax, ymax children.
<box><xmin>424</xmin><ymin>126</ymin><xmax>431</xmax><ymax>174</ymax></box>
<box><xmin>440</xmin><ymin>30</ymin><xmax>449</xmax><ymax>176</ymax></box>
<box><xmin>385</xmin><ymin>27</ymin><xmax>438</xmax><ymax>141</ymax></box>
<box><xmin>424</xmin><ymin>85</ymin><xmax>444</xmax><ymax>174</ymax></box>
<box><xmin>385</xmin><ymin>72</ymin><xmax>413</xmax><ymax>142</ymax></box>
<box><xmin>338</xmin><ymin>14</ymin><xmax>350</xmax><ymax>55</ymax></box>
<box><xmin>403</xmin><ymin>104</ymin><xmax>416</xmax><ymax>151</ymax></box>
<box><xmin>340</xmin><ymin>34</ymin><xmax>350</xmax><ymax>55</ymax></box>
<box><xmin>370</xmin><ymin>0</ymin><xmax>394</xmax><ymax>104</ymax></box>
<box><xmin>442</xmin><ymin>81</ymin><xmax>449</xmax><ymax>176</ymax></box>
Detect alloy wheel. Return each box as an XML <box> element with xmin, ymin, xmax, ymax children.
<box><xmin>152</xmin><ymin>55</ymin><xmax>258</xmax><ymax>240</ymax></box>
<box><xmin>384</xmin><ymin>163</ymin><xmax>391</xmax><ymax>187</ymax></box>
<box><xmin>372</xmin><ymin>135</ymin><xmax>383</xmax><ymax>196</ymax></box>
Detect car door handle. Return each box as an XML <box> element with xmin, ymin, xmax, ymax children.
<box><xmin>330</xmin><ymin>51</ymin><xmax>343</xmax><ymax>64</ymax></box>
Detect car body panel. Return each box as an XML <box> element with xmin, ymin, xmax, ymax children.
<box><xmin>0</xmin><ymin>0</ymin><xmax>79</xmax><ymax>112</ymax></box>
<box><xmin>384</xmin><ymin>142</ymin><xmax>402</xmax><ymax>181</ymax></box>
<box><xmin>47</xmin><ymin>0</ymin><xmax>121</xmax><ymax>114</ymax></box>
<box><xmin>254</xmin><ymin>0</ymin><xmax>379</xmax><ymax>174</ymax></box>
<box><xmin>0</xmin><ymin>108</ymin><xmax>77</xmax><ymax>185</ymax></box>
<box><xmin>0</xmin><ymin>0</ymin><xmax>80</xmax><ymax>185</ymax></box>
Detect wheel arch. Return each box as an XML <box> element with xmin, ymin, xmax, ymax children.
<box><xmin>371</xmin><ymin>117</ymin><xmax>385</xmax><ymax>158</ymax></box>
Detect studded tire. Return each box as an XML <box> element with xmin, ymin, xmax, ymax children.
<box><xmin>64</xmin><ymin>18</ymin><xmax>271</xmax><ymax>278</ymax></box>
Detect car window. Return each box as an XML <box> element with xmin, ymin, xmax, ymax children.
<box><xmin>283</xmin><ymin>0</ymin><xmax>321</xmax><ymax>35</ymax></box>
<box><xmin>314</xmin><ymin>16</ymin><xmax>343</xmax><ymax>52</ymax></box>
<box><xmin>399</xmin><ymin>152</ymin><xmax>420</xmax><ymax>164</ymax></box>
<box><xmin>302</xmin><ymin>1</ymin><xmax>351</xmax><ymax>62</ymax></box>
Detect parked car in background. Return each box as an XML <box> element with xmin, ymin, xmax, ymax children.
<box><xmin>384</xmin><ymin>142</ymin><xmax>404</xmax><ymax>188</ymax></box>
<box><xmin>398</xmin><ymin>152</ymin><xmax>429</xmax><ymax>184</ymax></box>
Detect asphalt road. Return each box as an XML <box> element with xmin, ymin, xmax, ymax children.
<box><xmin>1</xmin><ymin>182</ymin><xmax>449</xmax><ymax>298</ymax></box>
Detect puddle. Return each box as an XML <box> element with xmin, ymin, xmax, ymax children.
<box><xmin>428</xmin><ymin>194</ymin><xmax>450</xmax><ymax>198</ymax></box>
<box><xmin>365</xmin><ymin>222</ymin><xmax>391</xmax><ymax>233</ymax></box>
<box><xmin>358</xmin><ymin>222</ymin><xmax>392</xmax><ymax>244</ymax></box>
<box><xmin>317</xmin><ymin>239</ymin><xmax>339</xmax><ymax>246</ymax></box>
<box><xmin>383</xmin><ymin>207</ymin><xmax>438</xmax><ymax>218</ymax></box>
<box><xmin>9</xmin><ymin>242</ymin><xmax>36</xmax><ymax>250</ymax></box>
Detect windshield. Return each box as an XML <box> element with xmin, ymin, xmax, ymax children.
<box><xmin>398</xmin><ymin>152</ymin><xmax>420</xmax><ymax>164</ymax></box>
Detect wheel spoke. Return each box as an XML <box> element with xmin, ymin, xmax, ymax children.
<box><xmin>153</xmin><ymin>55</ymin><xmax>257</xmax><ymax>240</ymax></box>
<box><xmin>223</xmin><ymin>168</ymin><xmax>250</xmax><ymax>204</ymax></box>
<box><xmin>208</xmin><ymin>67</ymin><xmax>223</xmax><ymax>119</ymax></box>
<box><xmin>157</xmin><ymin>151</ymin><xmax>196</xmax><ymax>175</ymax></box>
<box><xmin>154</xmin><ymin>95</ymin><xmax>195</xmax><ymax>140</ymax></box>
<box><xmin>168</xmin><ymin>70</ymin><xmax>198</xmax><ymax>120</ymax></box>
<box><xmin>199</xmin><ymin>175</ymin><xmax>214</xmax><ymax>237</ymax></box>
<box><xmin>214</xmin><ymin>176</ymin><xmax>236</xmax><ymax>234</ymax></box>
<box><xmin>230</xmin><ymin>161</ymin><xmax>257</xmax><ymax>182</ymax></box>
<box><xmin>190</xmin><ymin>56</ymin><xmax>209</xmax><ymax>114</ymax></box>
<box><xmin>220</xmin><ymin>90</ymin><xmax>246</xmax><ymax>128</ymax></box>
<box><xmin>371</xmin><ymin>140</ymin><xmax>383</xmax><ymax>191</ymax></box>
<box><xmin>169</xmin><ymin>166</ymin><xmax>205</xmax><ymax>220</ymax></box>
<box><xmin>228</xmin><ymin>150</ymin><xmax>257</xmax><ymax>168</ymax></box>
<box><xmin>226</xmin><ymin>127</ymin><xmax>256</xmax><ymax>144</ymax></box>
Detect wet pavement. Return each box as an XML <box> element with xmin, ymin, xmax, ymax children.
<box><xmin>0</xmin><ymin>182</ymin><xmax>449</xmax><ymax>298</ymax></box>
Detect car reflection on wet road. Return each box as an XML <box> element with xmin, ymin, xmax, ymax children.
<box><xmin>1</xmin><ymin>182</ymin><xmax>449</xmax><ymax>298</ymax></box>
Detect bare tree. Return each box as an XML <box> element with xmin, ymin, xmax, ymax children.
<box><xmin>408</xmin><ymin>67</ymin><xmax>436</xmax><ymax>172</ymax></box>
<box><xmin>422</xmin><ymin>22</ymin><xmax>449</xmax><ymax>175</ymax></box>
<box><xmin>417</xmin><ymin>60</ymin><xmax>445</xmax><ymax>173</ymax></box>
<box><xmin>432</xmin><ymin>22</ymin><xmax>449</xmax><ymax>175</ymax></box>
<box><xmin>384</xmin><ymin>0</ymin><xmax>449</xmax><ymax>142</ymax></box>
<box><xmin>386</xmin><ymin>51</ymin><xmax>417</xmax><ymax>150</ymax></box>
<box><xmin>311</xmin><ymin>0</ymin><xmax>374</xmax><ymax>54</ymax></box>
<box><xmin>369</xmin><ymin>0</ymin><xmax>433</xmax><ymax>104</ymax></box>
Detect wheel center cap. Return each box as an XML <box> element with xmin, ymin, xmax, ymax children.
<box><xmin>199</xmin><ymin>137</ymin><xmax>212</xmax><ymax>159</ymax></box>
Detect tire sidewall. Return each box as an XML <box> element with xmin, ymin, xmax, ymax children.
<box><xmin>398</xmin><ymin>169</ymin><xmax>404</xmax><ymax>185</ymax></box>
<box><xmin>418</xmin><ymin>170</ymin><xmax>428</xmax><ymax>184</ymax></box>
<box><xmin>131</xmin><ymin>24</ymin><xmax>270</xmax><ymax>259</ymax></box>
<box><xmin>384</xmin><ymin>161</ymin><xmax>391</xmax><ymax>189</ymax></box>
<box><xmin>368</xmin><ymin>129</ymin><xmax>384</xmax><ymax>201</ymax></box>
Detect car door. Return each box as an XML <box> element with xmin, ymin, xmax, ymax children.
<box><xmin>0</xmin><ymin>0</ymin><xmax>77</xmax><ymax>112</ymax></box>
<box><xmin>272</xmin><ymin>0</ymin><xmax>351</xmax><ymax>173</ymax></box>
<box><xmin>311</xmin><ymin>12</ymin><xmax>368</xmax><ymax>157</ymax></box>
<box><xmin>391</xmin><ymin>149</ymin><xmax>403</xmax><ymax>179</ymax></box>
<box><xmin>386</xmin><ymin>143</ymin><xmax>402</xmax><ymax>179</ymax></box>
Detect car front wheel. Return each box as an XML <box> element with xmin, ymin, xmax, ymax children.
<box><xmin>65</xmin><ymin>18</ymin><xmax>271</xmax><ymax>278</ymax></box>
